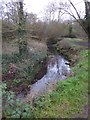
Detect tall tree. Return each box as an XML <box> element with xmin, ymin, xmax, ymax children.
<box><xmin>63</xmin><ymin>0</ymin><xmax>90</xmax><ymax>40</ymax></box>
<box><xmin>68</xmin><ymin>0</ymin><xmax>90</xmax><ymax>40</ymax></box>
<box><xmin>84</xmin><ymin>0</ymin><xmax>90</xmax><ymax>40</ymax></box>
<box><xmin>44</xmin><ymin>2</ymin><xmax>57</xmax><ymax>22</ymax></box>
<box><xmin>17</xmin><ymin>0</ymin><xmax>28</xmax><ymax>55</ymax></box>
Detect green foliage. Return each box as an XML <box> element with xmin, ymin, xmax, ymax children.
<box><xmin>2</xmin><ymin>52</ymin><xmax>47</xmax><ymax>82</ymax></box>
<box><xmin>12</xmin><ymin>79</ymin><xmax>22</xmax><ymax>85</ymax></box>
<box><xmin>2</xmin><ymin>53</ymin><xmax>26</xmax><ymax>74</ymax></box>
<box><xmin>2</xmin><ymin>83</ymin><xmax>32</xmax><ymax>118</ymax></box>
<box><xmin>2</xmin><ymin>51</ymin><xmax>47</xmax><ymax>118</ymax></box>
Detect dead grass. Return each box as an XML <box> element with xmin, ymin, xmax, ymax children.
<box><xmin>2</xmin><ymin>39</ymin><xmax>47</xmax><ymax>55</ymax></box>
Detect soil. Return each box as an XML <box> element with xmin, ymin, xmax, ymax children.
<box><xmin>32</xmin><ymin>58</ymin><xmax>47</xmax><ymax>84</ymax></box>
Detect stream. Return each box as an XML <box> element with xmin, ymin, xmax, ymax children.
<box><xmin>17</xmin><ymin>54</ymin><xmax>71</xmax><ymax>102</ymax></box>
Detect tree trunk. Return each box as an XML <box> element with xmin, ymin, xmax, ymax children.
<box><xmin>84</xmin><ymin>1</ymin><xmax>90</xmax><ymax>41</ymax></box>
<box><xmin>17</xmin><ymin>1</ymin><xmax>28</xmax><ymax>55</ymax></box>
<box><xmin>58</xmin><ymin>9</ymin><xmax>61</xmax><ymax>22</ymax></box>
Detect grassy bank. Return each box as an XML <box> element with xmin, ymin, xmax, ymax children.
<box><xmin>31</xmin><ymin>49</ymin><xmax>88</xmax><ymax>118</ymax></box>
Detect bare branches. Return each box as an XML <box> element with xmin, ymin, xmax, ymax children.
<box><xmin>68</xmin><ymin>0</ymin><xmax>81</xmax><ymax>20</ymax></box>
<box><xmin>44</xmin><ymin>2</ymin><xmax>57</xmax><ymax>22</ymax></box>
<box><xmin>57</xmin><ymin>0</ymin><xmax>89</xmax><ymax>39</ymax></box>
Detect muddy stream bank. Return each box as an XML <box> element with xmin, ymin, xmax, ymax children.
<box><xmin>17</xmin><ymin>54</ymin><xmax>71</xmax><ymax>103</ymax></box>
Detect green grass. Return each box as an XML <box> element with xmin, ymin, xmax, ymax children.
<box><xmin>32</xmin><ymin>49</ymin><xmax>88</xmax><ymax>118</ymax></box>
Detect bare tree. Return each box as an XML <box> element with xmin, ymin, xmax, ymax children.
<box><xmin>84</xmin><ymin>0</ymin><xmax>90</xmax><ymax>40</ymax></box>
<box><xmin>57</xmin><ymin>2</ymin><xmax>68</xmax><ymax>22</ymax></box>
<box><xmin>26</xmin><ymin>13</ymin><xmax>37</xmax><ymax>24</ymax></box>
<box><xmin>0</xmin><ymin>3</ymin><xmax>5</xmax><ymax>20</ymax></box>
<box><xmin>0</xmin><ymin>1</ymin><xmax>18</xmax><ymax>24</ymax></box>
<box><xmin>60</xmin><ymin>0</ymin><xmax>90</xmax><ymax>40</ymax></box>
<box><xmin>44</xmin><ymin>2</ymin><xmax>57</xmax><ymax>22</ymax></box>
<box><xmin>57</xmin><ymin>2</ymin><xmax>62</xmax><ymax>22</ymax></box>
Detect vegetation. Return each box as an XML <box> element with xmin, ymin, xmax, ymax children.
<box><xmin>2</xmin><ymin>82</ymin><xmax>32</xmax><ymax>118</ymax></box>
<box><xmin>17</xmin><ymin>1</ymin><xmax>28</xmax><ymax>55</ymax></box>
<box><xmin>2</xmin><ymin>48</ymin><xmax>88</xmax><ymax>118</ymax></box>
<box><xmin>30</xmin><ymin>49</ymin><xmax>88</xmax><ymax>118</ymax></box>
<box><xmin>84</xmin><ymin>1</ymin><xmax>90</xmax><ymax>40</ymax></box>
<box><xmin>2</xmin><ymin>51</ymin><xmax>47</xmax><ymax>88</ymax></box>
<box><xmin>2</xmin><ymin>51</ymin><xmax>47</xmax><ymax>118</ymax></box>
<box><xmin>1</xmin><ymin>0</ymin><xmax>89</xmax><ymax>119</ymax></box>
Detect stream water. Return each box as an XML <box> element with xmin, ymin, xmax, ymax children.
<box><xmin>17</xmin><ymin>54</ymin><xmax>71</xmax><ymax>102</ymax></box>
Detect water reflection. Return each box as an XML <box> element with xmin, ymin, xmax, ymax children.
<box><xmin>21</xmin><ymin>55</ymin><xmax>71</xmax><ymax>102</ymax></box>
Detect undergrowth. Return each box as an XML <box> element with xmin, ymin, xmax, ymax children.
<box><xmin>2</xmin><ymin>52</ymin><xmax>47</xmax><ymax>118</ymax></box>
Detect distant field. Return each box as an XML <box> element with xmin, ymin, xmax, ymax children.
<box><xmin>57</xmin><ymin>38</ymin><xmax>88</xmax><ymax>49</ymax></box>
